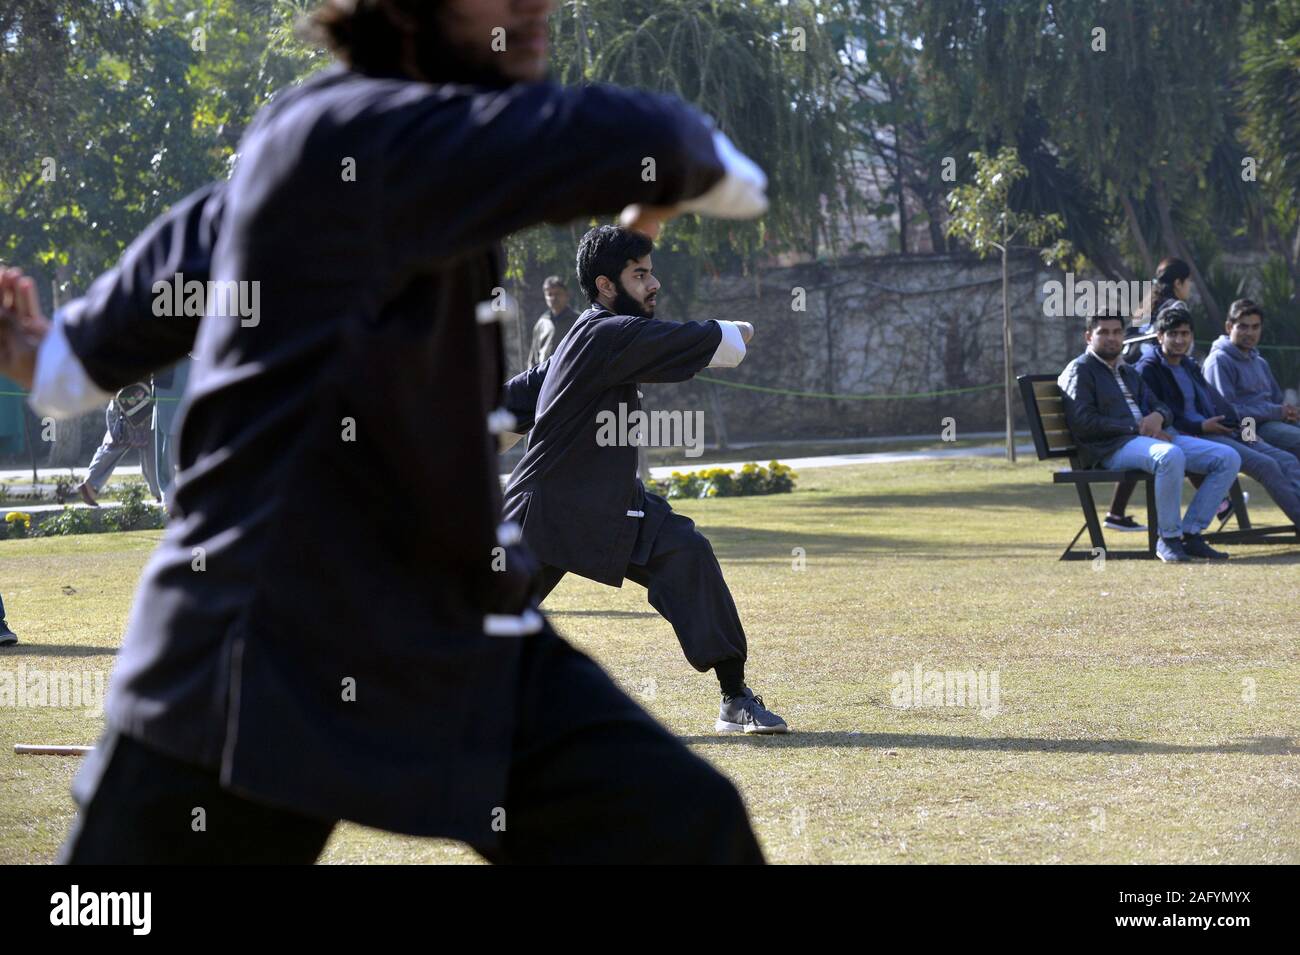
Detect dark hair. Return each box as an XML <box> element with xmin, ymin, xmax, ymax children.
<box><xmin>543</xmin><ymin>275</ymin><xmax>566</xmax><ymax>290</ymax></box>
<box><xmin>1086</xmin><ymin>312</ymin><xmax>1124</xmax><ymax>332</ymax></box>
<box><xmin>576</xmin><ymin>226</ymin><xmax>653</xmax><ymax>303</ymax></box>
<box><xmin>304</xmin><ymin>1</ymin><xmax>490</xmax><ymax>83</ymax></box>
<box><xmin>1154</xmin><ymin>306</ymin><xmax>1194</xmax><ymax>335</ymax></box>
<box><xmin>1135</xmin><ymin>257</ymin><xmax>1192</xmax><ymax>320</ymax></box>
<box><xmin>1227</xmin><ymin>298</ymin><xmax>1264</xmax><ymax>325</ymax></box>
<box><xmin>304</xmin><ymin>1</ymin><xmax>412</xmax><ymax>71</ymax></box>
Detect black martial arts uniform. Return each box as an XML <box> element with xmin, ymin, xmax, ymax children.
<box><xmin>501</xmin><ymin>305</ymin><xmax>749</xmax><ymax>691</ymax></box>
<box><xmin>43</xmin><ymin>65</ymin><xmax>763</xmax><ymax>863</ymax></box>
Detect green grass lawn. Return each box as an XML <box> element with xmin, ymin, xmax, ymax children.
<box><xmin>2</xmin><ymin>456</ymin><xmax>1298</xmax><ymax>863</ymax></box>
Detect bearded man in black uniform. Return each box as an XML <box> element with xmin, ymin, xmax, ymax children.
<box><xmin>501</xmin><ymin>226</ymin><xmax>789</xmax><ymax>734</ymax></box>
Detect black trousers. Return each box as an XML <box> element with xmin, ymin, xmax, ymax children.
<box><xmin>538</xmin><ymin>511</ymin><xmax>747</xmax><ymax>674</ymax></box>
<box><xmin>60</xmin><ymin>627</ymin><xmax>763</xmax><ymax>864</ymax></box>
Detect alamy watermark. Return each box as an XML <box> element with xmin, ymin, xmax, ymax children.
<box><xmin>890</xmin><ymin>664</ymin><xmax>1000</xmax><ymax>717</ymax></box>
<box><xmin>152</xmin><ymin>272</ymin><xmax>260</xmax><ymax>327</ymax></box>
<box><xmin>1042</xmin><ymin>274</ymin><xmax>1153</xmax><ymax>319</ymax></box>
<box><xmin>596</xmin><ymin>402</ymin><xmax>705</xmax><ymax>458</ymax></box>
<box><xmin>0</xmin><ymin>664</ymin><xmax>105</xmax><ymax>717</ymax></box>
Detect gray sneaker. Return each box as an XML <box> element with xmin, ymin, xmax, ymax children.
<box><xmin>1156</xmin><ymin>536</ymin><xmax>1191</xmax><ymax>563</ymax></box>
<box><xmin>0</xmin><ymin>620</ymin><xmax>17</xmax><ymax>646</ymax></box>
<box><xmin>716</xmin><ymin>688</ymin><xmax>788</xmax><ymax>734</ymax></box>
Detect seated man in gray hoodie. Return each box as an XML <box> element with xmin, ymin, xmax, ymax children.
<box><xmin>1203</xmin><ymin>299</ymin><xmax>1300</xmax><ymax>460</ymax></box>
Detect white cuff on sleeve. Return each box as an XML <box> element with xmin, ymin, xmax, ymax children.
<box><xmin>28</xmin><ymin>309</ymin><xmax>112</xmax><ymax>419</ymax></box>
<box><xmin>677</xmin><ymin>130</ymin><xmax>768</xmax><ymax>220</ymax></box>
<box><xmin>708</xmin><ymin>320</ymin><xmax>747</xmax><ymax>369</ymax></box>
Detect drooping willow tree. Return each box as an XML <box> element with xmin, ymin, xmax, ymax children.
<box><xmin>504</xmin><ymin>0</ymin><xmax>859</xmax><ymax>299</ymax></box>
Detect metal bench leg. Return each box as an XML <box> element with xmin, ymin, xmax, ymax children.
<box><xmin>1145</xmin><ymin>476</ymin><xmax>1158</xmax><ymax>557</ymax></box>
<box><xmin>1230</xmin><ymin>479</ymin><xmax>1251</xmax><ymax>530</ymax></box>
<box><xmin>1061</xmin><ymin>482</ymin><xmax>1110</xmax><ymax>560</ymax></box>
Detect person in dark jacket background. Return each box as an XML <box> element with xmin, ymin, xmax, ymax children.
<box><xmin>501</xmin><ymin>225</ymin><xmax>788</xmax><ymax>734</ymax></box>
<box><xmin>0</xmin><ymin>0</ymin><xmax>771</xmax><ymax>863</ymax></box>
<box><xmin>1058</xmin><ymin>313</ymin><xmax>1240</xmax><ymax>562</ymax></box>
<box><xmin>526</xmin><ymin>276</ymin><xmax>579</xmax><ymax>367</ymax></box>
<box><xmin>1136</xmin><ymin>304</ymin><xmax>1300</xmax><ymax>526</ymax></box>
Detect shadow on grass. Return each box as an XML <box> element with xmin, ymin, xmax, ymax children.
<box><xmin>680</xmin><ymin>731</ymin><xmax>1300</xmax><ymax>756</ymax></box>
<box><xmin>1218</xmin><ymin>550</ymin><xmax>1300</xmax><ymax>564</ymax></box>
<box><xmin>0</xmin><ymin>644</ymin><xmax>117</xmax><ymax>657</ymax></box>
<box><xmin>702</xmin><ymin>524</ymin><xmax>1054</xmax><ymax>562</ymax></box>
<box><xmin>546</xmin><ymin>609</ymin><xmax>658</xmax><ymax>619</ymax></box>
<box><xmin>801</xmin><ymin>482</ymin><xmax>1082</xmax><ymax>515</ymax></box>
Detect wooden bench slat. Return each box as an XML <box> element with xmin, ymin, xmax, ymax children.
<box><xmin>1032</xmin><ymin>380</ymin><xmax>1061</xmax><ymax>398</ymax></box>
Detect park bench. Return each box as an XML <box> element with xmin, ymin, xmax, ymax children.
<box><xmin>1018</xmin><ymin>373</ymin><xmax>1299</xmax><ymax>560</ymax></box>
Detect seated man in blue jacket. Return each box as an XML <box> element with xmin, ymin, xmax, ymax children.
<box><xmin>1058</xmin><ymin>313</ymin><xmax>1241</xmax><ymax>562</ymax></box>
<box><xmin>1136</xmin><ymin>303</ymin><xmax>1300</xmax><ymax>527</ymax></box>
<box><xmin>1203</xmin><ymin>298</ymin><xmax>1300</xmax><ymax>460</ymax></box>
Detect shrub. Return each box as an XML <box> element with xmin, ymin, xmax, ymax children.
<box><xmin>653</xmin><ymin>461</ymin><xmax>797</xmax><ymax>499</ymax></box>
<box><xmin>52</xmin><ymin>471</ymin><xmax>81</xmax><ymax>505</ymax></box>
<box><xmin>2</xmin><ymin>512</ymin><xmax>32</xmax><ymax>540</ymax></box>
<box><xmin>32</xmin><ymin>506</ymin><xmax>95</xmax><ymax>537</ymax></box>
<box><xmin>104</xmin><ymin>483</ymin><xmax>164</xmax><ymax>532</ymax></box>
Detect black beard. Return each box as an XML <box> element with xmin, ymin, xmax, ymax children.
<box><xmin>609</xmin><ymin>281</ymin><xmax>653</xmax><ymax>318</ymax></box>
<box><xmin>377</xmin><ymin>4</ymin><xmax>542</xmax><ymax>89</ymax></box>
<box><xmin>413</xmin><ymin>42</ymin><xmax>524</xmax><ymax>89</ymax></box>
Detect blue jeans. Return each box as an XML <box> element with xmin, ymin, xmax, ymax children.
<box><xmin>1102</xmin><ymin>432</ymin><xmax>1241</xmax><ymax>538</ymax></box>
<box><xmin>1257</xmin><ymin>420</ymin><xmax>1300</xmax><ymax>460</ymax></box>
<box><xmin>1200</xmin><ymin>433</ymin><xmax>1300</xmax><ymax>525</ymax></box>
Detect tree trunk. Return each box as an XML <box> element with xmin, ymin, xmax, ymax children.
<box><xmin>1153</xmin><ymin>175</ymin><xmax>1223</xmax><ymax>326</ymax></box>
<box><xmin>707</xmin><ymin>381</ymin><xmax>729</xmax><ymax>451</ymax></box>
<box><xmin>1120</xmin><ymin>193</ymin><xmax>1154</xmax><ymax>276</ymax></box>
<box><xmin>894</xmin><ymin>124</ymin><xmax>908</xmax><ymax>254</ymax></box>
<box><xmin>1290</xmin><ymin>220</ymin><xmax>1300</xmax><ymax>293</ymax></box>
<box><xmin>924</xmin><ymin>188</ymin><xmax>948</xmax><ymax>253</ymax></box>
<box><xmin>1001</xmin><ymin>242</ymin><xmax>1016</xmax><ymax>463</ymax></box>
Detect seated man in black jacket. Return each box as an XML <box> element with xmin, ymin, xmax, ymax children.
<box><xmin>1058</xmin><ymin>313</ymin><xmax>1241</xmax><ymax>562</ymax></box>
<box><xmin>501</xmin><ymin>225</ymin><xmax>788</xmax><ymax>734</ymax></box>
<box><xmin>1135</xmin><ymin>303</ymin><xmax>1300</xmax><ymax>526</ymax></box>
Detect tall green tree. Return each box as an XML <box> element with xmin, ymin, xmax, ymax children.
<box><xmin>0</xmin><ymin>0</ymin><xmax>321</xmax><ymax>303</ymax></box>
<box><xmin>505</xmin><ymin>0</ymin><xmax>855</xmax><ymax>294</ymax></box>
<box><xmin>921</xmin><ymin>0</ymin><xmax>1245</xmax><ymax>323</ymax></box>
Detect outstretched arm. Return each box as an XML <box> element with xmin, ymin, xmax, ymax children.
<box><xmin>0</xmin><ymin>182</ymin><xmax>225</xmax><ymax>418</ymax></box>
<box><xmin>372</xmin><ymin>81</ymin><xmax>766</xmax><ymax>271</ymax></box>
<box><xmin>603</xmin><ymin>316</ymin><xmax>753</xmax><ymax>386</ymax></box>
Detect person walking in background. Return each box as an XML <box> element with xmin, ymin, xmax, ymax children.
<box><xmin>75</xmin><ymin>381</ymin><xmax>160</xmax><ymax>507</ymax></box>
<box><xmin>526</xmin><ymin>275</ymin><xmax>579</xmax><ymax>367</ymax></box>
<box><xmin>151</xmin><ymin>357</ymin><xmax>191</xmax><ymax>508</ymax></box>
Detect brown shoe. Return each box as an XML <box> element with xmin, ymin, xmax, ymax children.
<box><xmin>76</xmin><ymin>481</ymin><xmax>99</xmax><ymax>507</ymax></box>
